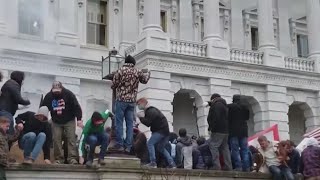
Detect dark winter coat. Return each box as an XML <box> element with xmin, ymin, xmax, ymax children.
<box><xmin>15</xmin><ymin>111</ymin><xmax>52</xmax><ymax>160</ymax></box>
<box><xmin>198</xmin><ymin>143</ymin><xmax>213</xmax><ymax>168</ymax></box>
<box><xmin>192</xmin><ymin>148</ymin><xmax>205</xmax><ymax>169</ymax></box>
<box><xmin>177</xmin><ymin>136</ymin><xmax>193</xmax><ymax>146</ymax></box>
<box><xmin>42</xmin><ymin>88</ymin><xmax>82</xmax><ymax>124</ymax></box>
<box><xmin>133</xmin><ymin>132</ymin><xmax>149</xmax><ymax>164</ymax></box>
<box><xmin>227</xmin><ymin>102</ymin><xmax>250</xmax><ymax>137</ymax></box>
<box><xmin>0</xmin><ymin>79</ymin><xmax>30</xmax><ymax>115</ymax></box>
<box><xmin>288</xmin><ymin>148</ymin><xmax>300</xmax><ymax>174</ymax></box>
<box><xmin>139</xmin><ymin>106</ymin><xmax>169</xmax><ymax>136</ymax></box>
<box><xmin>207</xmin><ymin>97</ymin><xmax>229</xmax><ymax>134</ymax></box>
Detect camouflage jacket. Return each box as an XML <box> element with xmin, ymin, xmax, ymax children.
<box><xmin>0</xmin><ymin>128</ymin><xmax>20</xmax><ymax>167</ymax></box>
<box><xmin>112</xmin><ymin>63</ymin><xmax>150</xmax><ymax>103</ymax></box>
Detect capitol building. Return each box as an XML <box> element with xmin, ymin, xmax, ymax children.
<box><xmin>0</xmin><ymin>0</ymin><xmax>319</xmax><ymax>146</ymax></box>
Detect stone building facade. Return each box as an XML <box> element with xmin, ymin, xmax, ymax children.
<box><xmin>0</xmin><ymin>0</ymin><xmax>319</xmax><ymax>144</ymax></box>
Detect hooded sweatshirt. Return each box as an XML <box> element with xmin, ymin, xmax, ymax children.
<box><xmin>177</xmin><ymin>136</ymin><xmax>193</xmax><ymax>146</ymax></box>
<box><xmin>78</xmin><ymin>110</ymin><xmax>111</xmax><ymax>157</ymax></box>
<box><xmin>0</xmin><ymin>79</ymin><xmax>30</xmax><ymax>115</ymax></box>
<box><xmin>207</xmin><ymin>97</ymin><xmax>229</xmax><ymax>134</ymax></box>
<box><xmin>42</xmin><ymin>87</ymin><xmax>82</xmax><ymax>124</ymax></box>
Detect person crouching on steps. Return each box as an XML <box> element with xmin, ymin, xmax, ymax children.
<box><xmin>78</xmin><ymin>110</ymin><xmax>113</xmax><ymax>167</ymax></box>
<box><xmin>136</xmin><ymin>98</ymin><xmax>176</xmax><ymax>168</ymax></box>
<box><xmin>15</xmin><ymin>106</ymin><xmax>52</xmax><ymax>164</ymax></box>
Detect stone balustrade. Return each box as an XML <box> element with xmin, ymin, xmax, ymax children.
<box><xmin>170</xmin><ymin>39</ymin><xmax>207</xmax><ymax>57</ymax></box>
<box><xmin>124</xmin><ymin>44</ymin><xmax>137</xmax><ymax>56</ymax></box>
<box><xmin>284</xmin><ymin>57</ymin><xmax>315</xmax><ymax>72</ymax></box>
<box><xmin>230</xmin><ymin>49</ymin><xmax>263</xmax><ymax>64</ymax></box>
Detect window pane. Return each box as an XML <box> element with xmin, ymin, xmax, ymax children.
<box><xmin>87</xmin><ymin>23</ymin><xmax>96</xmax><ymax>44</ymax></box>
<box><xmin>251</xmin><ymin>28</ymin><xmax>259</xmax><ymax>51</ymax></box>
<box><xmin>18</xmin><ymin>0</ymin><xmax>42</xmax><ymax>36</ymax></box>
<box><xmin>87</xmin><ymin>0</ymin><xmax>107</xmax><ymax>46</ymax></box>
<box><xmin>161</xmin><ymin>11</ymin><xmax>166</xmax><ymax>32</ymax></box>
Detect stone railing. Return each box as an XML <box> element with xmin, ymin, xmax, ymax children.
<box><xmin>170</xmin><ymin>39</ymin><xmax>207</xmax><ymax>57</ymax></box>
<box><xmin>284</xmin><ymin>57</ymin><xmax>315</xmax><ymax>72</ymax></box>
<box><xmin>124</xmin><ymin>44</ymin><xmax>137</xmax><ymax>56</ymax></box>
<box><xmin>230</xmin><ymin>49</ymin><xmax>263</xmax><ymax>64</ymax></box>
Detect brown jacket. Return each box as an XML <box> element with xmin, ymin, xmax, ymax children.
<box><xmin>0</xmin><ymin>128</ymin><xmax>20</xmax><ymax>167</ymax></box>
<box><xmin>112</xmin><ymin>63</ymin><xmax>150</xmax><ymax>103</ymax></box>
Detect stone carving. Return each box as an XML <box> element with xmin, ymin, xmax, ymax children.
<box><xmin>223</xmin><ymin>9</ymin><xmax>230</xmax><ymax>32</ymax></box>
<box><xmin>144</xmin><ymin>58</ymin><xmax>320</xmax><ymax>90</ymax></box>
<box><xmin>243</xmin><ymin>11</ymin><xmax>251</xmax><ymax>36</ymax></box>
<box><xmin>289</xmin><ymin>18</ymin><xmax>297</xmax><ymax>43</ymax></box>
<box><xmin>192</xmin><ymin>0</ymin><xmax>200</xmax><ymax>27</ymax></box>
<box><xmin>138</xmin><ymin>0</ymin><xmax>144</xmax><ymax>19</ymax></box>
<box><xmin>171</xmin><ymin>0</ymin><xmax>177</xmax><ymax>24</ymax></box>
<box><xmin>114</xmin><ymin>0</ymin><xmax>120</xmax><ymax>14</ymax></box>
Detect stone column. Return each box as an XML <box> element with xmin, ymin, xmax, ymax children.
<box><xmin>260</xmin><ymin>85</ymin><xmax>289</xmax><ymax>140</ymax></box>
<box><xmin>136</xmin><ymin>0</ymin><xmax>170</xmax><ymax>53</ymax></box>
<box><xmin>306</xmin><ymin>0</ymin><xmax>320</xmax><ymax>72</ymax></box>
<box><xmin>258</xmin><ymin>0</ymin><xmax>284</xmax><ymax>68</ymax></box>
<box><xmin>137</xmin><ymin>71</ymin><xmax>173</xmax><ymax>138</ymax></box>
<box><xmin>179</xmin><ymin>0</ymin><xmax>193</xmax><ymax>41</ymax></box>
<box><xmin>203</xmin><ymin>0</ymin><xmax>229</xmax><ymax>60</ymax></box>
<box><xmin>230</xmin><ymin>0</ymin><xmax>244</xmax><ymax>49</ymax></box>
<box><xmin>55</xmin><ymin>0</ymin><xmax>79</xmax><ymax>47</ymax></box>
<box><xmin>0</xmin><ymin>0</ymin><xmax>6</xmax><ymax>35</ymax></box>
<box><xmin>277</xmin><ymin>0</ymin><xmax>291</xmax><ymax>56</ymax></box>
<box><xmin>209</xmin><ymin>78</ymin><xmax>232</xmax><ymax>104</ymax></box>
<box><xmin>192</xmin><ymin>0</ymin><xmax>200</xmax><ymax>42</ymax></box>
<box><xmin>120</xmin><ymin>0</ymin><xmax>138</xmax><ymax>54</ymax></box>
<box><xmin>143</xmin><ymin>0</ymin><xmax>161</xmax><ymax>32</ymax></box>
<box><xmin>257</xmin><ymin>0</ymin><xmax>276</xmax><ymax>50</ymax></box>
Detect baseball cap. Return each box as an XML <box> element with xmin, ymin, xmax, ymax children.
<box><xmin>52</xmin><ymin>81</ymin><xmax>62</xmax><ymax>93</ymax></box>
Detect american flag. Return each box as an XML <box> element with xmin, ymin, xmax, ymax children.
<box><xmin>304</xmin><ymin>127</ymin><xmax>320</xmax><ymax>142</ymax></box>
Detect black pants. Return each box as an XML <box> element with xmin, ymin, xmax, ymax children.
<box><xmin>0</xmin><ymin>166</ymin><xmax>6</xmax><ymax>180</ymax></box>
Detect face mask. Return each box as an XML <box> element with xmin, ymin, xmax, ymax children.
<box><xmin>138</xmin><ymin>104</ymin><xmax>144</xmax><ymax>110</ymax></box>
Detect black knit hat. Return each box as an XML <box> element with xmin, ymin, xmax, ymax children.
<box><xmin>210</xmin><ymin>93</ymin><xmax>221</xmax><ymax>100</ymax></box>
<box><xmin>125</xmin><ymin>55</ymin><xmax>136</xmax><ymax>65</ymax></box>
<box><xmin>10</xmin><ymin>71</ymin><xmax>25</xmax><ymax>86</ymax></box>
<box><xmin>233</xmin><ymin>94</ymin><xmax>241</xmax><ymax>102</ymax></box>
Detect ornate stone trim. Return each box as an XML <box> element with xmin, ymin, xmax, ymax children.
<box><xmin>0</xmin><ymin>50</ymin><xmax>101</xmax><ymax>80</ymax></box>
<box><xmin>144</xmin><ymin>58</ymin><xmax>320</xmax><ymax>91</ymax></box>
<box><xmin>171</xmin><ymin>0</ymin><xmax>177</xmax><ymax>23</ymax></box>
<box><xmin>138</xmin><ymin>0</ymin><xmax>144</xmax><ymax>19</ymax></box>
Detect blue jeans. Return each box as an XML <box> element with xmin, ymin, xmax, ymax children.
<box><xmin>86</xmin><ymin>132</ymin><xmax>109</xmax><ymax>161</ymax></box>
<box><xmin>0</xmin><ymin>110</ymin><xmax>14</xmax><ymax>135</ymax></box>
<box><xmin>115</xmin><ymin>101</ymin><xmax>135</xmax><ymax>150</ymax></box>
<box><xmin>230</xmin><ymin>136</ymin><xmax>250</xmax><ymax>171</ymax></box>
<box><xmin>147</xmin><ymin>132</ymin><xmax>175</xmax><ymax>166</ymax></box>
<box><xmin>20</xmin><ymin>132</ymin><xmax>46</xmax><ymax>160</ymax></box>
<box><xmin>269</xmin><ymin>165</ymin><xmax>295</xmax><ymax>180</ymax></box>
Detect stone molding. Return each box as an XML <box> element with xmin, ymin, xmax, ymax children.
<box><xmin>144</xmin><ymin>58</ymin><xmax>320</xmax><ymax>90</ymax></box>
<box><xmin>0</xmin><ymin>49</ymin><xmax>102</xmax><ymax>80</ymax></box>
<box><xmin>1</xmin><ymin>49</ymin><xmax>320</xmax><ymax>91</ymax></box>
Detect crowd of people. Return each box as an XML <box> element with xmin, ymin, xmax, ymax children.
<box><xmin>0</xmin><ymin>54</ymin><xmax>319</xmax><ymax>180</ymax></box>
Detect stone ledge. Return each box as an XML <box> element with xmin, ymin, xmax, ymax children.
<box><xmin>7</xmin><ymin>164</ymin><xmax>271</xmax><ymax>179</ymax></box>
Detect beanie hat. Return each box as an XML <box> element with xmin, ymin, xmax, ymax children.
<box><xmin>35</xmin><ymin>106</ymin><xmax>49</xmax><ymax>120</ymax></box>
<box><xmin>125</xmin><ymin>55</ymin><xmax>136</xmax><ymax>65</ymax></box>
<box><xmin>91</xmin><ymin>112</ymin><xmax>104</xmax><ymax>125</ymax></box>
<box><xmin>233</xmin><ymin>95</ymin><xmax>241</xmax><ymax>102</ymax></box>
<box><xmin>210</xmin><ymin>93</ymin><xmax>221</xmax><ymax>100</ymax></box>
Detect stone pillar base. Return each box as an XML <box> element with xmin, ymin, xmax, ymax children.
<box><xmin>308</xmin><ymin>55</ymin><xmax>320</xmax><ymax>73</ymax></box>
<box><xmin>262</xmin><ymin>49</ymin><xmax>285</xmax><ymax>68</ymax></box>
<box><xmin>204</xmin><ymin>39</ymin><xmax>230</xmax><ymax>60</ymax></box>
<box><xmin>136</xmin><ymin>30</ymin><xmax>170</xmax><ymax>53</ymax></box>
